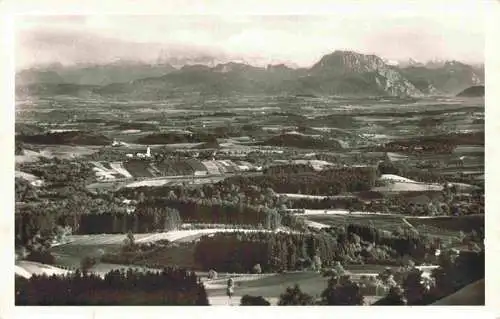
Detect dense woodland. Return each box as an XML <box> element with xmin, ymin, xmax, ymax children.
<box><xmin>18</xmin><ymin>159</ymin><xmax>95</xmax><ymax>186</ymax></box>
<box><xmin>260</xmin><ymin>133</ymin><xmax>342</xmax><ymax>150</ymax></box>
<box><xmin>16</xmin><ymin>131</ymin><xmax>112</xmax><ymax>145</ymax></box>
<box><xmin>136</xmin><ymin>198</ymin><xmax>281</xmax><ymax>228</ymax></box>
<box><xmin>191</xmin><ymin>225</ymin><xmax>441</xmax><ymax>273</ymax></box>
<box><xmin>222</xmin><ymin>166</ymin><xmax>377</xmax><ymax>195</ymax></box>
<box><xmin>15</xmin><ymin>267</ymin><xmax>209</xmax><ymax>305</ymax></box>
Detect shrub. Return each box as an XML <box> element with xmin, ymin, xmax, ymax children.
<box><xmin>278</xmin><ymin>284</ymin><xmax>315</xmax><ymax>305</ymax></box>
<box><xmin>240</xmin><ymin>295</ymin><xmax>271</xmax><ymax>306</ymax></box>
<box><xmin>320</xmin><ymin>276</ymin><xmax>365</xmax><ymax>305</ymax></box>
<box><xmin>208</xmin><ymin>269</ymin><xmax>218</xmax><ymax>280</ymax></box>
<box><xmin>252</xmin><ymin>263</ymin><xmax>262</xmax><ymax>274</ymax></box>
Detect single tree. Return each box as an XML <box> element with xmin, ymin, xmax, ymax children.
<box><xmin>320</xmin><ymin>275</ymin><xmax>365</xmax><ymax>305</ymax></box>
<box><xmin>252</xmin><ymin>263</ymin><xmax>262</xmax><ymax>274</ymax></box>
<box><xmin>208</xmin><ymin>269</ymin><xmax>218</xmax><ymax>280</ymax></box>
<box><xmin>278</xmin><ymin>284</ymin><xmax>315</xmax><ymax>305</ymax></box>
<box><xmin>80</xmin><ymin>256</ymin><xmax>96</xmax><ymax>274</ymax></box>
<box><xmin>122</xmin><ymin>231</ymin><xmax>136</xmax><ymax>251</ymax></box>
<box><xmin>402</xmin><ymin>268</ymin><xmax>427</xmax><ymax>305</ymax></box>
<box><xmin>373</xmin><ymin>286</ymin><xmax>406</xmax><ymax>305</ymax></box>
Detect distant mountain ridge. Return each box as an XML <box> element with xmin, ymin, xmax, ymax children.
<box><xmin>16</xmin><ymin>62</ymin><xmax>177</xmax><ymax>86</ymax></box>
<box><xmin>16</xmin><ymin>50</ymin><xmax>485</xmax><ymax>98</ymax></box>
<box><xmin>400</xmin><ymin>60</ymin><xmax>484</xmax><ymax>95</ymax></box>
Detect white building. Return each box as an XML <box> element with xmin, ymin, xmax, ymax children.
<box><xmin>133</xmin><ymin>146</ymin><xmax>152</xmax><ymax>158</ymax></box>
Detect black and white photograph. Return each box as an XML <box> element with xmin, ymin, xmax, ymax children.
<box><xmin>2</xmin><ymin>0</ymin><xmax>497</xmax><ymax>314</ymax></box>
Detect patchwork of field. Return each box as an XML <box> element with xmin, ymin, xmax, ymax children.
<box><xmin>91</xmin><ymin>158</ymin><xmax>259</xmax><ymax>181</ymax></box>
<box><xmin>92</xmin><ymin>161</ymin><xmax>132</xmax><ymax>180</ymax></box>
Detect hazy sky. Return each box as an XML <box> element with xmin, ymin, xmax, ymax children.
<box><xmin>15</xmin><ymin>6</ymin><xmax>485</xmax><ymax>69</ymax></box>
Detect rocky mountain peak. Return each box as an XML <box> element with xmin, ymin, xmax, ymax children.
<box><xmin>311</xmin><ymin>50</ymin><xmax>386</xmax><ymax>74</ymax></box>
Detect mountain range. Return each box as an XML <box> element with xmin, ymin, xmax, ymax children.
<box><xmin>16</xmin><ymin>50</ymin><xmax>484</xmax><ymax>98</ymax></box>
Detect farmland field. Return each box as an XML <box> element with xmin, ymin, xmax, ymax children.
<box><xmin>305</xmin><ymin>214</ymin><xmax>464</xmax><ymax>240</ymax></box>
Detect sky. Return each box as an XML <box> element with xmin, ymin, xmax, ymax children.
<box><xmin>14</xmin><ymin>3</ymin><xmax>486</xmax><ymax>70</ymax></box>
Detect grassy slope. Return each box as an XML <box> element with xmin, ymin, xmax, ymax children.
<box><xmin>208</xmin><ymin>272</ymin><xmax>327</xmax><ymax>298</ymax></box>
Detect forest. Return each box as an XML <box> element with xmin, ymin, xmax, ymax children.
<box><xmin>192</xmin><ymin>225</ymin><xmax>439</xmax><ymax>273</ymax></box>
<box><xmin>15</xmin><ymin>267</ymin><xmax>209</xmax><ymax>305</ymax></box>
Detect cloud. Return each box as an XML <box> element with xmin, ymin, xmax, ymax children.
<box><xmin>15</xmin><ymin>14</ymin><xmax>485</xmax><ymax>69</ymax></box>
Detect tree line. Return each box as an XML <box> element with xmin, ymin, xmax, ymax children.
<box><xmin>221</xmin><ymin>166</ymin><xmax>377</xmax><ymax>195</ymax></box>
<box><xmin>15</xmin><ymin>267</ymin><xmax>209</xmax><ymax>305</ymax></box>
<box><xmin>192</xmin><ymin>226</ymin><xmax>438</xmax><ymax>273</ymax></box>
<box><xmin>135</xmin><ymin>198</ymin><xmax>282</xmax><ymax>228</ymax></box>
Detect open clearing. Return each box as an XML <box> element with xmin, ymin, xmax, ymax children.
<box><xmin>59</xmin><ymin>229</ymin><xmax>288</xmax><ymax>246</ymax></box>
<box><xmin>15</xmin><ymin>170</ymin><xmax>44</xmax><ymax>186</ymax></box>
<box><xmin>15</xmin><ymin>261</ymin><xmax>72</xmax><ymax>278</ymax></box>
<box><xmin>207</xmin><ymin>271</ymin><xmax>327</xmax><ymax>299</ymax></box>
<box><xmin>372</xmin><ymin>181</ymin><xmax>443</xmax><ymax>193</ymax></box>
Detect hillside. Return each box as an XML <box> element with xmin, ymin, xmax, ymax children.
<box><xmin>432</xmin><ymin>279</ymin><xmax>484</xmax><ymax>305</ymax></box>
<box><xmin>15</xmin><ymin>83</ymin><xmax>99</xmax><ymax>98</ymax></box>
<box><xmin>16</xmin><ymin>70</ymin><xmax>66</xmax><ymax>85</ymax></box>
<box><xmin>457</xmin><ymin>85</ymin><xmax>484</xmax><ymax>97</ymax></box>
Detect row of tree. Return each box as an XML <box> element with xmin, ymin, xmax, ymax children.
<box><xmin>15</xmin><ymin>267</ymin><xmax>209</xmax><ymax>305</ymax></box>
<box><xmin>224</xmin><ymin>166</ymin><xmax>377</xmax><ymax>195</ymax></box>
<box><xmin>136</xmin><ymin>198</ymin><xmax>282</xmax><ymax>228</ymax></box>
